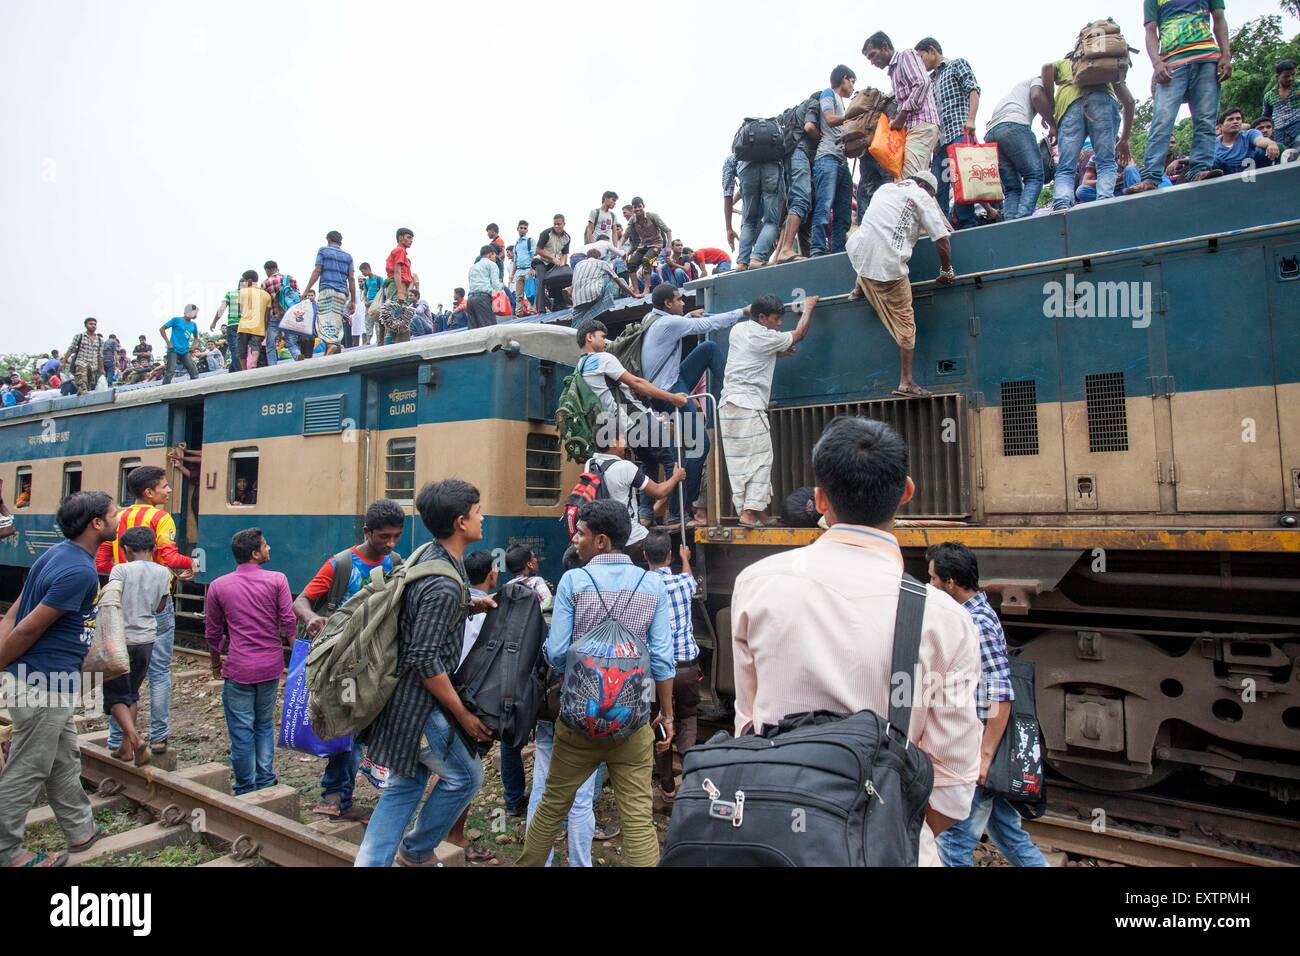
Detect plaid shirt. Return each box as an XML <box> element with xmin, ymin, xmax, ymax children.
<box><xmin>66</xmin><ymin>331</ymin><xmax>103</xmax><ymax>370</ymax></box>
<box><xmin>962</xmin><ymin>591</ymin><xmax>1013</xmax><ymax>721</ymax></box>
<box><xmin>652</xmin><ymin>567</ymin><xmax>699</xmax><ymax>663</ymax></box>
<box><xmin>888</xmin><ymin>47</ymin><xmax>940</xmax><ymax>130</ymax></box>
<box><xmin>262</xmin><ymin>272</ymin><xmax>300</xmax><ymax>317</ymax></box>
<box><xmin>931</xmin><ymin>57</ymin><xmax>981</xmax><ymax>145</ymax></box>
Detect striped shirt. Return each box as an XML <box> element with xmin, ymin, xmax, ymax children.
<box><xmin>961</xmin><ymin>591</ymin><xmax>1013</xmax><ymax>721</ymax></box>
<box><xmin>314</xmin><ymin>245</ymin><xmax>354</xmax><ymax>294</ymax></box>
<box><xmin>731</xmin><ymin>525</ymin><xmax>981</xmax><ymax>822</ymax></box>
<box><xmin>888</xmin><ymin>47</ymin><xmax>940</xmax><ymax>130</ymax></box>
<box><xmin>222</xmin><ymin>290</ymin><xmax>241</xmax><ymax>326</ymax></box>
<box><xmin>1263</xmin><ymin>86</ymin><xmax>1300</xmax><ymax>139</ymax></box>
<box><xmin>1145</xmin><ymin>0</ymin><xmax>1225</xmax><ymax>70</ymax></box>
<box><xmin>651</xmin><ymin>567</ymin><xmax>699</xmax><ymax>663</ymax></box>
<box><xmin>94</xmin><ymin>503</ymin><xmax>193</xmax><ymax>574</ymax></box>
<box><xmin>930</xmin><ymin>57</ymin><xmax>981</xmax><ymax>145</ymax></box>
<box><xmin>360</xmin><ymin>541</ymin><xmax>468</xmax><ymax>779</ymax></box>
<box><xmin>571</xmin><ymin>256</ymin><xmax>618</xmax><ymax>307</ymax></box>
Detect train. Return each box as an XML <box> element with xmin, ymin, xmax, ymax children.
<box><xmin>3</xmin><ymin>161</ymin><xmax>1298</xmax><ymax>803</ymax></box>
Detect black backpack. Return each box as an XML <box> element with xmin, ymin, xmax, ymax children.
<box><xmin>660</xmin><ymin>574</ymin><xmax>936</xmax><ymax>867</ymax></box>
<box><xmin>732</xmin><ymin>117</ymin><xmax>789</xmax><ymax>163</ymax></box>
<box><xmin>984</xmin><ymin>655</ymin><xmax>1047</xmax><ymax>819</ymax></box>
<box><xmin>452</xmin><ymin>580</ymin><xmax>549</xmax><ymax>750</ymax></box>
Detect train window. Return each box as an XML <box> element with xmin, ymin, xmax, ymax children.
<box><xmin>525</xmin><ymin>433</ymin><xmax>562</xmax><ymax>506</ymax></box>
<box><xmin>385</xmin><ymin>438</ymin><xmax>417</xmax><ymax>504</ymax></box>
<box><xmin>1085</xmin><ymin>372</ymin><xmax>1129</xmax><ymax>453</ymax></box>
<box><xmin>118</xmin><ymin>458</ymin><xmax>142</xmax><ymax>506</ymax></box>
<box><xmin>229</xmin><ymin>448</ymin><xmax>259</xmax><ymax>506</ymax></box>
<box><xmin>62</xmin><ymin>462</ymin><xmax>83</xmax><ymax>500</ymax></box>
<box><xmin>15</xmin><ymin>466</ymin><xmax>32</xmax><ymax>509</ymax></box>
<box><xmin>1000</xmin><ymin>380</ymin><xmax>1040</xmax><ymax>457</ymax></box>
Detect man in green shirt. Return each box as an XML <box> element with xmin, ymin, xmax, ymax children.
<box><xmin>1041</xmin><ymin>58</ymin><xmax>1135</xmax><ymax>210</ymax></box>
<box><xmin>211</xmin><ymin>278</ymin><xmax>246</xmax><ymax>371</ymax></box>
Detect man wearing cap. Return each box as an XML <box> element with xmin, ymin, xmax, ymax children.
<box><xmin>160</xmin><ymin>306</ymin><xmax>202</xmax><ymax>385</ymax></box>
<box><xmin>846</xmin><ymin>172</ymin><xmax>955</xmax><ymax>399</ymax></box>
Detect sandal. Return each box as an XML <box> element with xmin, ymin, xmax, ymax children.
<box><xmin>312</xmin><ymin>801</ymin><xmax>344</xmax><ymax>819</ymax></box>
<box><xmin>10</xmin><ymin>850</ymin><xmax>68</xmax><ymax>868</ymax></box>
<box><xmin>463</xmin><ymin>846</ymin><xmax>496</xmax><ymax>863</ymax></box>
<box><xmin>150</xmin><ymin>740</ymin><xmax>169</xmax><ymax>756</ymax></box>
<box><xmin>892</xmin><ymin>385</ymin><xmax>932</xmax><ymax>399</ymax></box>
<box><xmin>69</xmin><ymin>823</ymin><xmax>109</xmax><ymax>854</ymax></box>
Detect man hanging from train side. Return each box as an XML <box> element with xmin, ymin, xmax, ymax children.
<box><xmin>846</xmin><ymin>170</ymin><xmax>956</xmax><ymax>399</ymax></box>
<box><xmin>95</xmin><ymin>466</ymin><xmax>196</xmax><ymax>760</ymax></box>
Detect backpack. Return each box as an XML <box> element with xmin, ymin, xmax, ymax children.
<box><xmin>305</xmin><ymin>543</ymin><xmax>467</xmax><ymax>739</ymax></box>
<box><xmin>660</xmin><ymin>574</ymin><xmax>936</xmax><ymax>867</ymax></box>
<box><xmin>604</xmin><ymin>314</ymin><xmax>664</xmax><ymax>380</ymax></box>
<box><xmin>561</xmin><ymin>457</ymin><xmax>617</xmax><ymax>537</ymax></box>
<box><xmin>555</xmin><ymin>354</ymin><xmax>609</xmax><ymax>464</ymax></box>
<box><xmin>984</xmin><ymin>655</ymin><xmax>1047</xmax><ymax>820</ymax></box>
<box><xmin>453</xmin><ymin>580</ymin><xmax>549</xmax><ymax>750</ymax></box>
<box><xmin>732</xmin><ymin>117</ymin><xmax>791</xmax><ymax>163</ymax></box>
<box><xmin>1069</xmin><ymin>19</ymin><xmax>1133</xmax><ymax>87</ymax></box>
<box><xmin>558</xmin><ymin>567</ymin><xmax>654</xmax><ymax>741</ymax></box>
<box><xmin>276</xmin><ymin>275</ymin><xmax>302</xmax><ymax>313</ymax></box>
<box><xmin>296</xmin><ymin>548</ymin><xmax>356</xmax><ymax>640</ymax></box>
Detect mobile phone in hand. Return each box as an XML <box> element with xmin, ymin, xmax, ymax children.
<box><xmin>655</xmin><ymin>722</ymin><xmax>670</xmax><ymax>743</ymax></box>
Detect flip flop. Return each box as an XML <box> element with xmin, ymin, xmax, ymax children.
<box><xmin>68</xmin><ymin>824</ymin><xmax>109</xmax><ymax>855</ymax></box>
<box><xmin>464</xmin><ymin>846</ymin><xmax>496</xmax><ymax>863</ymax></box>
<box><xmin>10</xmin><ymin>851</ymin><xmax>68</xmax><ymax>868</ymax></box>
<box><xmin>892</xmin><ymin>386</ymin><xmax>932</xmax><ymax>399</ymax></box>
<box><xmin>150</xmin><ymin>740</ymin><xmax>169</xmax><ymax>756</ymax></box>
<box><xmin>312</xmin><ymin>802</ymin><xmax>344</xmax><ymax>818</ymax></box>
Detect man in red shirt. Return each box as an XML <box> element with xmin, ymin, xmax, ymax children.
<box><xmin>690</xmin><ymin>247</ymin><xmax>734</xmax><ymax>276</ymax></box>
<box><xmin>386</xmin><ymin>227</ymin><xmax>415</xmax><ymax>306</ymax></box>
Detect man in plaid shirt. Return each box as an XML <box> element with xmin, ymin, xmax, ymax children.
<box><xmin>927</xmin><ymin>542</ymin><xmax>1047</xmax><ymax>868</ymax></box>
<box><xmin>643</xmin><ymin>532</ymin><xmax>702</xmax><ymax>807</ymax></box>
<box><xmin>916</xmin><ymin>38</ymin><xmax>982</xmax><ymax>230</ymax></box>
<box><xmin>261</xmin><ymin>260</ymin><xmax>302</xmax><ymax>366</ymax></box>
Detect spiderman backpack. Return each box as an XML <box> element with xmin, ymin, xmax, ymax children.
<box><xmin>560</xmin><ymin>458</ymin><xmax>615</xmax><ymax>538</ymax></box>
<box><xmin>558</xmin><ymin>568</ymin><xmax>653</xmax><ymax>741</ymax></box>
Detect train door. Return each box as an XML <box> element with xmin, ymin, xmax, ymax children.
<box><xmin>1163</xmin><ymin>243</ymin><xmax>1287</xmax><ymax>513</ymax></box>
<box><xmin>361</xmin><ymin>366</ymin><xmax>423</xmax><ymax>555</ymax></box>
<box><xmin>166</xmin><ymin>400</ymin><xmax>205</xmax><ymax>550</ymax></box>
<box><xmin>1271</xmin><ymin>238</ymin><xmax>1300</xmax><ymax>515</ymax></box>
<box><xmin>1054</xmin><ymin>260</ymin><xmax>1164</xmax><ymax>514</ymax></box>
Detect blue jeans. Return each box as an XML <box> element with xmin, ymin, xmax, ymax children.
<box><xmin>1077</xmin><ymin>164</ymin><xmax>1142</xmax><ymax>202</ymax></box>
<box><xmin>936</xmin><ymin>785</ymin><xmax>1049</xmax><ymax>867</ymax></box>
<box><xmin>526</xmin><ymin>721</ymin><xmax>597</xmax><ymax>867</ymax></box>
<box><xmin>932</xmin><ymin>139</ymin><xmax>979</xmax><ymax>229</ymax></box>
<box><xmin>321</xmin><ymin>745</ymin><xmax>365</xmax><ymax>812</ymax></box>
<box><xmin>1141</xmin><ymin>59</ymin><xmax>1220</xmax><ymax>184</ymax></box>
<box><xmin>354</xmin><ymin>706</ymin><xmax>484</xmax><ymax>867</ymax></box>
<box><xmin>738</xmin><ymin>161</ymin><xmax>784</xmax><ymax>265</ymax></box>
<box><xmin>784</xmin><ymin>148</ymin><xmax>813</xmax><ymax>222</ymax></box>
<box><xmin>647</xmin><ymin>341</ymin><xmax>724</xmax><ymax>519</ymax></box>
<box><xmin>986</xmin><ymin>122</ymin><xmax>1044</xmax><ymax>221</ymax></box>
<box><xmin>107</xmin><ymin>598</ymin><xmax>174</xmax><ymax>750</ymax></box>
<box><xmin>811</xmin><ymin>155</ymin><xmax>851</xmax><ymax>255</ymax></box>
<box><xmin>264</xmin><ymin>321</ymin><xmax>281</xmax><ymax>366</ymax></box>
<box><xmin>222</xmin><ymin>678</ymin><xmax>279</xmax><ymax>796</ymax></box>
<box><xmin>1053</xmin><ymin>94</ymin><xmax>1120</xmax><ymax>210</ymax></box>
<box><xmin>501</xmin><ymin>740</ymin><xmax>527</xmax><ymax>811</ymax></box>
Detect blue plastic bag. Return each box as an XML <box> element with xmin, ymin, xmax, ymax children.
<box><xmin>278</xmin><ymin>639</ymin><xmax>353</xmax><ymax>758</ymax></box>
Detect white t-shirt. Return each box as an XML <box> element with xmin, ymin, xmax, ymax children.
<box><xmin>108</xmin><ymin>561</ymin><xmax>173</xmax><ymax>645</ymax></box>
<box><xmin>987</xmin><ymin>76</ymin><xmax>1045</xmax><ymax>130</ymax></box>
<box><xmin>588</xmin><ymin>453</ymin><xmax>651</xmax><ymax>546</ymax></box>
<box><xmin>461</xmin><ymin>588</ymin><xmax>489</xmax><ymax>667</ymax></box>
<box><xmin>848</xmin><ymin>180</ymin><xmax>953</xmax><ymax>283</ymax></box>
<box><xmin>588</xmin><ymin>207</ymin><xmax>620</xmax><ymax>244</ymax></box>
<box><xmin>720</xmin><ymin>320</ymin><xmax>795</xmax><ymax>411</ymax></box>
<box><xmin>579</xmin><ymin>351</ymin><xmax>646</xmax><ymax>438</ymax></box>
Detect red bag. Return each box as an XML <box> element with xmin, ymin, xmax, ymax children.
<box><xmin>948</xmin><ymin>136</ymin><xmax>1004</xmax><ymax>204</ymax></box>
<box><xmin>492</xmin><ymin>289</ymin><xmax>513</xmax><ymax>317</ymax></box>
<box><xmin>561</xmin><ymin>460</ymin><xmax>615</xmax><ymax>538</ymax></box>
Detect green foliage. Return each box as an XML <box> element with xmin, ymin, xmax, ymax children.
<box><xmin>2</xmin><ymin>352</ymin><xmax>52</xmax><ymax>382</ymax></box>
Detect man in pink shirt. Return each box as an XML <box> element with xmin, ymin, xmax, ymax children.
<box><xmin>205</xmin><ymin>529</ymin><xmax>296</xmax><ymax>796</ymax></box>
<box><xmin>731</xmin><ymin>417</ymin><xmax>982</xmax><ymax>863</ymax></box>
<box><xmin>863</xmin><ymin>31</ymin><xmax>943</xmax><ymax>178</ymax></box>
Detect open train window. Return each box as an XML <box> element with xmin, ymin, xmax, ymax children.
<box><xmin>15</xmin><ymin>466</ymin><xmax>32</xmax><ymax>509</ymax></box>
<box><xmin>62</xmin><ymin>462</ymin><xmax>83</xmax><ymax>500</ymax></box>
<box><xmin>385</xmin><ymin>438</ymin><xmax>417</xmax><ymax>505</ymax></box>
<box><xmin>525</xmin><ymin>433</ymin><xmax>562</xmax><ymax>506</ymax></box>
<box><xmin>229</xmin><ymin>448</ymin><xmax>259</xmax><ymax>506</ymax></box>
<box><xmin>118</xmin><ymin>458</ymin><xmax>142</xmax><ymax>506</ymax></box>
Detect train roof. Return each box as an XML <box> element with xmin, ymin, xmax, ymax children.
<box><xmin>0</xmin><ymin>323</ymin><xmax>583</xmax><ymax>426</ymax></box>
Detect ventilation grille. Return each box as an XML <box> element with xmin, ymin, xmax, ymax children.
<box><xmin>303</xmin><ymin>395</ymin><xmax>346</xmax><ymax>435</ymax></box>
<box><xmin>1085</xmin><ymin>372</ymin><xmax>1129</xmax><ymax>453</ymax></box>
<box><xmin>740</xmin><ymin>395</ymin><xmax>970</xmax><ymax>521</ymax></box>
<box><xmin>1000</xmin><ymin>380</ymin><xmax>1040</xmax><ymax>457</ymax></box>
<box><xmin>525</xmin><ymin>432</ymin><xmax>563</xmax><ymax>506</ymax></box>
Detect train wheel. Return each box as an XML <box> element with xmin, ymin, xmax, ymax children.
<box><xmin>1051</xmin><ymin>759</ymin><xmax>1178</xmax><ymax>792</ymax></box>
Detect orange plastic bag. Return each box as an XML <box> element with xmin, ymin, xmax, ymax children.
<box><xmin>868</xmin><ymin>114</ymin><xmax>907</xmax><ymax>181</ymax></box>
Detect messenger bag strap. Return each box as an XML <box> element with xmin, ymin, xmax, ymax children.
<box><xmin>887</xmin><ymin>572</ymin><xmax>928</xmax><ymax>739</ymax></box>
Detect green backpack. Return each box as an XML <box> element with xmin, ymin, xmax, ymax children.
<box><xmin>556</xmin><ymin>354</ymin><xmax>609</xmax><ymax>464</ymax></box>
<box><xmin>305</xmin><ymin>543</ymin><xmax>467</xmax><ymax>739</ymax></box>
<box><xmin>605</xmin><ymin>314</ymin><xmax>662</xmax><ymax>379</ymax></box>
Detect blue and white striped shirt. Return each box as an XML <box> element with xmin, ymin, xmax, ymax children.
<box><xmin>962</xmin><ymin>591</ymin><xmax>1013</xmax><ymax>721</ymax></box>
<box><xmin>651</xmin><ymin>567</ymin><xmax>699</xmax><ymax>663</ymax></box>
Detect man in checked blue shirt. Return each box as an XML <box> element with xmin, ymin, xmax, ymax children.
<box><xmin>927</xmin><ymin>542</ymin><xmax>1048</xmax><ymax>867</ymax></box>
<box><xmin>642</xmin><ymin>531</ymin><xmax>702</xmax><ymax>809</ymax></box>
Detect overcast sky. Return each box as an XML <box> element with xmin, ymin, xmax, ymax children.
<box><xmin>2</xmin><ymin>0</ymin><xmax>1293</xmax><ymax>355</ymax></box>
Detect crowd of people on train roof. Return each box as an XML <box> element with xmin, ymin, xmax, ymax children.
<box><xmin>4</xmin><ymin>8</ymin><xmax>1299</xmax><ymax>871</ymax></box>
<box><xmin>5</xmin><ymin>9</ymin><xmax>1297</xmax><ymax>411</ymax></box>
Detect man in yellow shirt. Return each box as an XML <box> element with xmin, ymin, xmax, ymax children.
<box><xmin>236</xmin><ymin>270</ymin><xmax>274</xmax><ymax>370</ymax></box>
<box><xmin>1041</xmin><ymin>58</ymin><xmax>1135</xmax><ymax>211</ymax></box>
